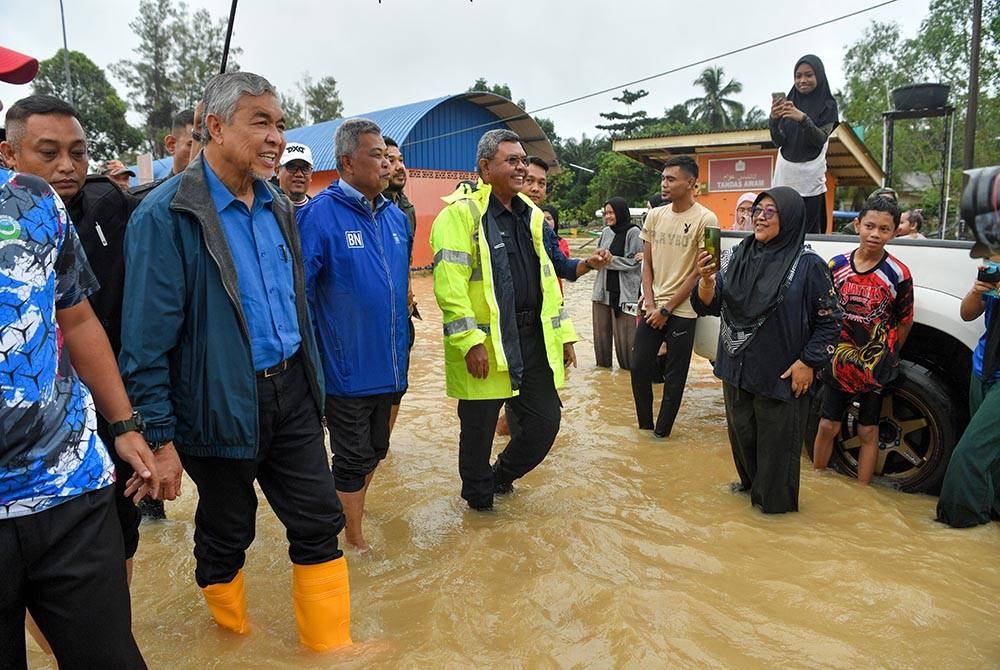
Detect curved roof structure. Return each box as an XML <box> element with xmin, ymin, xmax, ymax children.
<box><xmin>143</xmin><ymin>91</ymin><xmax>555</xmax><ymax>180</ymax></box>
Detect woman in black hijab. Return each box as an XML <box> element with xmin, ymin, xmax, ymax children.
<box><xmin>691</xmin><ymin>186</ymin><xmax>842</xmax><ymax>513</ymax></box>
<box><xmin>770</xmin><ymin>54</ymin><xmax>839</xmax><ymax>234</ymax></box>
<box><xmin>592</xmin><ymin>197</ymin><xmax>642</xmax><ymax>369</ymax></box>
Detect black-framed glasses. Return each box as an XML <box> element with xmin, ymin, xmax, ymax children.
<box><xmin>501</xmin><ymin>155</ymin><xmax>530</xmax><ymax>167</ymax></box>
<box><xmin>751</xmin><ymin>205</ymin><xmax>779</xmax><ymax>221</ymax></box>
<box><xmin>283</xmin><ymin>163</ymin><xmax>312</xmax><ymax>175</ymax></box>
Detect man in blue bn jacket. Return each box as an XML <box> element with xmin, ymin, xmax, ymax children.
<box><xmin>119</xmin><ymin>72</ymin><xmax>351</xmax><ymax>651</ymax></box>
<box><xmin>298</xmin><ymin>118</ymin><xmax>410</xmax><ymax>553</ymax></box>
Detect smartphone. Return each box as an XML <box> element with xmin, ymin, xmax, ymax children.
<box><xmin>704</xmin><ymin>226</ymin><xmax>721</xmax><ymax>271</ymax></box>
<box><xmin>771</xmin><ymin>91</ymin><xmax>786</xmax><ymax>104</ymax></box>
<box><xmin>979</xmin><ymin>261</ymin><xmax>1000</xmax><ymax>297</ymax></box>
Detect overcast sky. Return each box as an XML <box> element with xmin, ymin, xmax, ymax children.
<box><xmin>1</xmin><ymin>0</ymin><xmax>930</xmax><ymax>145</ymax></box>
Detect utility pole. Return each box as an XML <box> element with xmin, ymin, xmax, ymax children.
<box><xmin>59</xmin><ymin>0</ymin><xmax>73</xmax><ymax>105</ymax></box>
<box><xmin>963</xmin><ymin>0</ymin><xmax>983</xmax><ymax>175</ymax></box>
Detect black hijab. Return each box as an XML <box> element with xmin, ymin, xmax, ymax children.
<box><xmin>721</xmin><ymin>187</ymin><xmax>808</xmax><ymax>348</ymax></box>
<box><xmin>605</xmin><ymin>197</ymin><xmax>634</xmax><ymax>257</ymax></box>
<box><xmin>780</xmin><ymin>54</ymin><xmax>839</xmax><ymax>162</ymax></box>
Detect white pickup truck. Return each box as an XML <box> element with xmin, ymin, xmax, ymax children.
<box><xmin>693</xmin><ymin>231</ymin><xmax>984</xmax><ymax>493</ymax></box>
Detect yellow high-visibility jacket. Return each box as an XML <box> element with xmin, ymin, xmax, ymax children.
<box><xmin>430</xmin><ymin>181</ymin><xmax>578</xmax><ymax>400</ymax></box>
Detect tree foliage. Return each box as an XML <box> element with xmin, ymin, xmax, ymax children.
<box><xmin>111</xmin><ymin>0</ymin><xmax>242</xmax><ymax>156</ymax></box>
<box><xmin>33</xmin><ymin>49</ymin><xmax>143</xmax><ymax>163</ymax></box>
<box><xmin>299</xmin><ymin>74</ymin><xmax>343</xmax><ymax>124</ymax></box>
<box><xmin>596</xmin><ymin>88</ymin><xmax>651</xmax><ymax>137</ymax></box>
<box><xmin>685</xmin><ymin>66</ymin><xmax>745</xmax><ymax>130</ymax></box>
<box><xmin>279</xmin><ymin>92</ymin><xmax>306</xmax><ymax>129</ymax></box>
<box><xmin>840</xmin><ymin>0</ymin><xmax>1000</xmax><ymax>230</ymax></box>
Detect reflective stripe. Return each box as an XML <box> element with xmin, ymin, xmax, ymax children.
<box><xmin>551</xmin><ymin>316</ymin><xmax>561</xmax><ymax>330</ymax></box>
<box><xmin>434</xmin><ymin>248</ymin><xmax>472</xmax><ymax>266</ymax></box>
<box><xmin>559</xmin><ymin>308</ymin><xmax>570</xmax><ymax>321</ymax></box>
<box><xmin>443</xmin><ymin>316</ymin><xmax>477</xmax><ymax>336</ymax></box>
<box><xmin>543</xmin><ymin>265</ymin><xmax>552</xmax><ymax>277</ymax></box>
<box><xmin>470</xmin><ymin>266</ymin><xmax>483</xmax><ymax>281</ymax></box>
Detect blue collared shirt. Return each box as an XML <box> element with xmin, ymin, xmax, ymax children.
<box><xmin>337</xmin><ymin>178</ymin><xmax>387</xmax><ymax>212</ymax></box>
<box><xmin>203</xmin><ymin>161</ymin><xmax>301</xmax><ymax>370</ymax></box>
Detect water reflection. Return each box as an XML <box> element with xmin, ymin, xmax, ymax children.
<box><xmin>29</xmin><ymin>273</ymin><xmax>1000</xmax><ymax>669</ymax></box>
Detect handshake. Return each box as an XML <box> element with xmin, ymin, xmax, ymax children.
<box><xmin>583</xmin><ymin>248</ymin><xmax>612</xmax><ymax>271</ymax></box>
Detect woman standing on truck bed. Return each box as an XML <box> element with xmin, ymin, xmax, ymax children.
<box><xmin>692</xmin><ymin>187</ymin><xmax>842</xmax><ymax>513</ymax></box>
<box><xmin>769</xmin><ymin>54</ymin><xmax>838</xmax><ymax>235</ymax></box>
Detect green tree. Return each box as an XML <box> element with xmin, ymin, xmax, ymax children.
<box><xmin>467</xmin><ymin>78</ymin><xmax>526</xmax><ymax>108</ymax></box>
<box><xmin>685</xmin><ymin>66</ymin><xmax>744</xmax><ymax>130</ymax></box>
<box><xmin>33</xmin><ymin>49</ymin><xmax>143</xmax><ymax>162</ymax></box>
<box><xmin>299</xmin><ymin>74</ymin><xmax>343</xmax><ymax>123</ymax></box>
<box><xmin>173</xmin><ymin>6</ymin><xmax>243</xmax><ymax>108</ymax></box>
<box><xmin>280</xmin><ymin>92</ymin><xmax>306</xmax><ymax>129</ymax></box>
<box><xmin>547</xmin><ymin>134</ymin><xmax>611</xmax><ymax>223</ymax></box>
<box><xmin>596</xmin><ymin>88</ymin><xmax>651</xmax><ymax>137</ymax></box>
<box><xmin>584</xmin><ymin>151</ymin><xmax>660</xmax><ymax>217</ymax></box>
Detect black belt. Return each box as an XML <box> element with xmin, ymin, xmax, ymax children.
<box><xmin>256</xmin><ymin>352</ymin><xmax>297</xmax><ymax>379</ymax></box>
<box><xmin>514</xmin><ymin>309</ymin><xmax>538</xmax><ymax>327</ymax></box>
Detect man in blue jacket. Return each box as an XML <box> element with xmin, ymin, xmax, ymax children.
<box><xmin>298</xmin><ymin>118</ymin><xmax>410</xmax><ymax>553</ymax></box>
<box><xmin>119</xmin><ymin>72</ymin><xmax>351</xmax><ymax>651</ymax></box>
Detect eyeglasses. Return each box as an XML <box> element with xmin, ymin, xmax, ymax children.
<box><xmin>501</xmin><ymin>155</ymin><xmax>530</xmax><ymax>167</ymax></box>
<box><xmin>283</xmin><ymin>163</ymin><xmax>312</xmax><ymax>175</ymax></box>
<box><xmin>751</xmin><ymin>205</ymin><xmax>779</xmax><ymax>221</ymax></box>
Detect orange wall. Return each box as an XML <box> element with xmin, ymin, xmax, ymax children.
<box><xmin>692</xmin><ymin>150</ymin><xmax>836</xmax><ymax>233</ymax></box>
<box><xmin>308</xmin><ymin>168</ymin><xmax>476</xmax><ymax>268</ymax></box>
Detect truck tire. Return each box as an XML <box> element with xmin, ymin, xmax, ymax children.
<box><xmin>803</xmin><ymin>360</ymin><xmax>962</xmax><ymax>493</ymax></box>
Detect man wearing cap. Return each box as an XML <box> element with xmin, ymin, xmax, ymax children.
<box><xmin>278</xmin><ymin>142</ymin><xmax>314</xmax><ymax>209</ymax></box>
<box><xmin>298</xmin><ymin>118</ymin><xmax>410</xmax><ymax>552</ymax></box>
<box><xmin>1</xmin><ymin>94</ymin><xmax>181</xmax><ymax>573</ymax></box>
<box><xmin>0</xmin><ymin>44</ymin><xmax>157</xmax><ymax>669</ymax></box>
<box><xmin>102</xmin><ymin>159</ymin><xmax>136</xmax><ymax>191</ymax></box>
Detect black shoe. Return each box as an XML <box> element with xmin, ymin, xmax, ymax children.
<box><xmin>652</xmin><ymin>429</ymin><xmax>670</xmax><ymax>439</ymax></box>
<box><xmin>468</xmin><ymin>499</ymin><xmax>494</xmax><ymax>512</ymax></box>
<box><xmin>492</xmin><ymin>464</ymin><xmax>515</xmax><ymax>495</ymax></box>
<box><xmin>729</xmin><ymin>481</ymin><xmax>750</xmax><ymax>493</ymax></box>
<box><xmin>137</xmin><ymin>497</ymin><xmax>166</xmax><ymax>520</ymax></box>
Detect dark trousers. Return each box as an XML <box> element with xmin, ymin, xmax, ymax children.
<box><xmin>457</xmin><ymin>323</ymin><xmax>562</xmax><ymax>507</ymax></box>
<box><xmin>180</xmin><ymin>357</ymin><xmax>344</xmax><ymax>587</ymax></box>
<box><xmin>937</xmin><ymin>375</ymin><xmax>1000</xmax><ymax>527</ymax></box>
<box><xmin>592</xmin><ymin>301</ymin><xmax>637</xmax><ymax>370</ymax></box>
<box><xmin>325</xmin><ymin>393</ymin><xmax>393</xmax><ymax>492</ymax></box>
<box><xmin>99</xmin><ymin>418</ymin><xmax>141</xmax><ymax>559</ymax></box>
<box><xmin>630</xmin><ymin>315</ymin><xmax>697</xmax><ymax>434</ymax></box>
<box><xmin>723</xmin><ymin>382</ymin><xmax>807</xmax><ymax>514</ymax></box>
<box><xmin>0</xmin><ymin>487</ymin><xmax>146</xmax><ymax>669</ymax></box>
<box><xmin>803</xmin><ymin>194</ymin><xmax>827</xmax><ymax>235</ymax></box>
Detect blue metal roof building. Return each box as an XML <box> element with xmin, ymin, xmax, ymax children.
<box><xmin>145</xmin><ymin>91</ymin><xmax>555</xmax><ymax>179</ymax></box>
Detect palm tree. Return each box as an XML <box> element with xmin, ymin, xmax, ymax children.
<box><xmin>685</xmin><ymin>66</ymin><xmax>745</xmax><ymax>131</ymax></box>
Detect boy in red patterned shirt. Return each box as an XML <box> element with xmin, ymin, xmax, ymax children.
<box><xmin>812</xmin><ymin>196</ymin><xmax>914</xmax><ymax>484</ymax></box>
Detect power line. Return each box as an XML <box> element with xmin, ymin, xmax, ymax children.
<box><xmin>403</xmin><ymin>0</ymin><xmax>901</xmax><ymax>149</ymax></box>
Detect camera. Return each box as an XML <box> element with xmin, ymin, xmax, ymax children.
<box><xmin>961</xmin><ymin>165</ymin><xmax>1000</xmax><ymax>259</ymax></box>
<box><xmin>978</xmin><ymin>265</ymin><xmax>1000</xmax><ymax>283</ymax></box>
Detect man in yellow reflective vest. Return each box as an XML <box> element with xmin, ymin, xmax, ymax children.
<box><xmin>431</xmin><ymin>129</ymin><xmax>606</xmax><ymax>511</ymax></box>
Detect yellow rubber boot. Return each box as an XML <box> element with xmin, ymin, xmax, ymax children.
<box><xmin>291</xmin><ymin>557</ymin><xmax>353</xmax><ymax>651</ymax></box>
<box><xmin>201</xmin><ymin>569</ymin><xmax>250</xmax><ymax>634</ymax></box>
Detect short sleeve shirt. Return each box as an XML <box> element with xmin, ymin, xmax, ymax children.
<box><xmin>640</xmin><ymin>202</ymin><xmax>717</xmax><ymax>318</ymax></box>
<box><xmin>826</xmin><ymin>250</ymin><xmax>914</xmax><ymax>393</ymax></box>
<box><xmin>0</xmin><ymin>169</ymin><xmax>113</xmax><ymax>518</ymax></box>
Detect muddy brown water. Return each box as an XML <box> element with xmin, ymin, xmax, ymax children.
<box><xmin>28</xmin><ymin>273</ymin><xmax>1000</xmax><ymax>669</ymax></box>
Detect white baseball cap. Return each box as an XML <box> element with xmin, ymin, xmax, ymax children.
<box><xmin>280</xmin><ymin>142</ymin><xmax>313</xmax><ymax>167</ymax></box>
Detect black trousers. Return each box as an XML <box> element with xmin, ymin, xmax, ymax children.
<box><xmin>0</xmin><ymin>487</ymin><xmax>146</xmax><ymax>669</ymax></box>
<box><xmin>325</xmin><ymin>393</ymin><xmax>393</xmax><ymax>492</ymax></box>
<box><xmin>99</xmin><ymin>418</ymin><xmax>141</xmax><ymax>559</ymax></box>
<box><xmin>723</xmin><ymin>382</ymin><xmax>807</xmax><ymax>514</ymax></box>
<box><xmin>803</xmin><ymin>193</ymin><xmax>827</xmax><ymax>235</ymax></box>
<box><xmin>630</xmin><ymin>315</ymin><xmax>697</xmax><ymax>434</ymax></box>
<box><xmin>180</xmin><ymin>356</ymin><xmax>345</xmax><ymax>587</ymax></box>
<box><xmin>457</xmin><ymin>322</ymin><xmax>561</xmax><ymax>507</ymax></box>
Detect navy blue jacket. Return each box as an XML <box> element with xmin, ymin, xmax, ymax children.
<box><xmin>119</xmin><ymin>157</ymin><xmax>325</xmax><ymax>459</ymax></box>
<box><xmin>297</xmin><ymin>180</ymin><xmax>410</xmax><ymax>397</ymax></box>
<box><xmin>543</xmin><ymin>224</ymin><xmax>581</xmax><ymax>281</ymax></box>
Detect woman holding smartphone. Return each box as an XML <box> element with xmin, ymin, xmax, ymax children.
<box><xmin>592</xmin><ymin>197</ymin><xmax>642</xmax><ymax>369</ymax></box>
<box><xmin>770</xmin><ymin>54</ymin><xmax>839</xmax><ymax>234</ymax></box>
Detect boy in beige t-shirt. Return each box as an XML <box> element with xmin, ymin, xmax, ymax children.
<box><xmin>632</xmin><ymin>155</ymin><xmax>718</xmax><ymax>437</ymax></box>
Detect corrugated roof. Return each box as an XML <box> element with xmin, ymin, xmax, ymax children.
<box><xmin>131</xmin><ymin>92</ymin><xmax>555</xmax><ymax>181</ymax></box>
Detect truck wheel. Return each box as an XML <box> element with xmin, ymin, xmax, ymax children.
<box><xmin>803</xmin><ymin>360</ymin><xmax>962</xmax><ymax>493</ymax></box>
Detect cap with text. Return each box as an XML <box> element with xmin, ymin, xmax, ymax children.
<box><xmin>280</xmin><ymin>142</ymin><xmax>314</xmax><ymax>168</ymax></box>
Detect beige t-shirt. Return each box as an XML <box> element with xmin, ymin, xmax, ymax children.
<box><xmin>640</xmin><ymin>202</ymin><xmax>718</xmax><ymax>318</ymax></box>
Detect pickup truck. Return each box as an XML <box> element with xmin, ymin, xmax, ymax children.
<box><xmin>692</xmin><ymin>231</ymin><xmax>984</xmax><ymax>493</ymax></box>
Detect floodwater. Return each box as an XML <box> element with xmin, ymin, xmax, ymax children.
<box><xmin>29</xmin><ymin>273</ymin><xmax>1000</xmax><ymax>669</ymax></box>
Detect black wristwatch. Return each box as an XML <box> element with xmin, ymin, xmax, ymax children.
<box><xmin>659</xmin><ymin>306</ymin><xmax>671</xmax><ymax>318</ymax></box>
<box><xmin>148</xmin><ymin>441</ymin><xmax>170</xmax><ymax>453</ymax></box>
<box><xmin>108</xmin><ymin>411</ymin><xmax>145</xmax><ymax>438</ymax></box>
